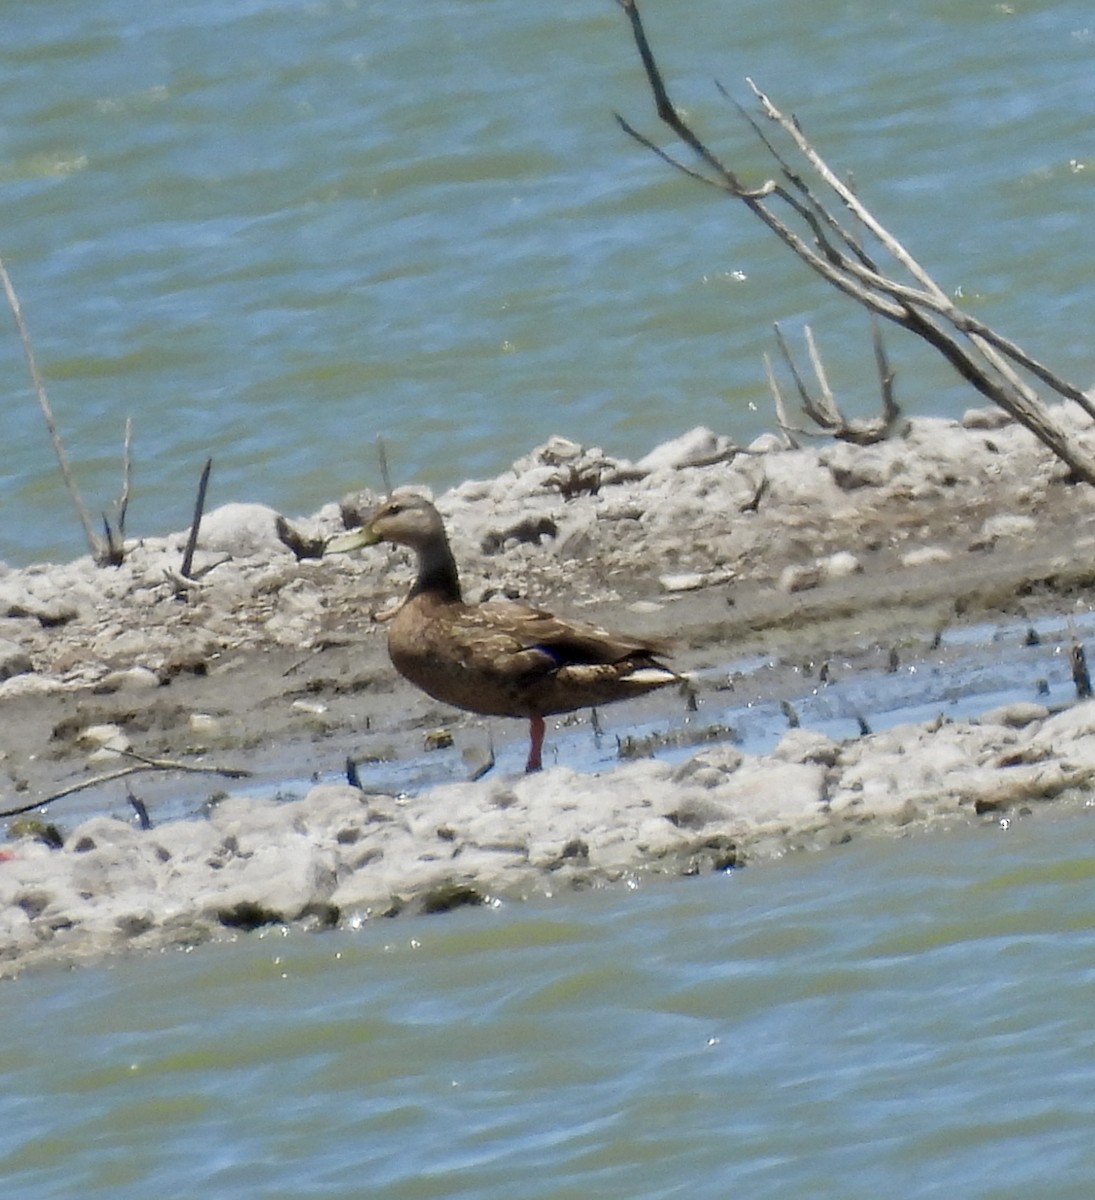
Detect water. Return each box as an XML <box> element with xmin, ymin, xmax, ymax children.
<box><xmin>5</xmin><ymin>5</ymin><xmax>1095</xmax><ymax>1195</ymax></box>
<box><xmin>2</xmin><ymin>1</ymin><xmax>1094</xmax><ymax>563</ymax></box>
<box><xmin>4</xmin><ymin>809</ymin><xmax>1095</xmax><ymax>1198</ymax></box>
<box><xmin>40</xmin><ymin>602</ymin><xmax>1092</xmax><ymax>827</ymax></box>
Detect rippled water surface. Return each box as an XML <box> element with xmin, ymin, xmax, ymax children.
<box><xmin>4</xmin><ymin>811</ymin><xmax>1095</xmax><ymax>1198</ymax></box>
<box><xmin>3</xmin><ymin>0</ymin><xmax>1094</xmax><ymax>562</ymax></box>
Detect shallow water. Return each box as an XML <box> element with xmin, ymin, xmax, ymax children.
<box><xmin>4</xmin><ymin>809</ymin><xmax>1095</xmax><ymax>1198</ymax></box>
<box><xmin>40</xmin><ymin>600</ymin><xmax>1092</xmax><ymax>829</ymax></box>
<box><xmin>3</xmin><ymin>0</ymin><xmax>1094</xmax><ymax>563</ymax></box>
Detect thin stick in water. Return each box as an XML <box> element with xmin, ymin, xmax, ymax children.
<box><xmin>0</xmin><ymin>255</ymin><xmax>102</xmax><ymax>559</ymax></box>
<box><xmin>180</xmin><ymin>457</ymin><xmax>213</xmax><ymax>579</ymax></box>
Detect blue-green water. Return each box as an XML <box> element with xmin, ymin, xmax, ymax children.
<box><xmin>4</xmin><ymin>5</ymin><xmax>1095</xmax><ymax>1195</ymax></box>
<box><xmin>4</xmin><ymin>811</ymin><xmax>1095</xmax><ymax>1198</ymax></box>
<box><xmin>2</xmin><ymin>0</ymin><xmax>1093</xmax><ymax>563</ymax></box>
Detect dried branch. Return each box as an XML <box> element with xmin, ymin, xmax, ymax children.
<box><xmin>870</xmin><ymin>310</ymin><xmax>901</xmax><ymax>431</ymax></box>
<box><xmin>771</xmin><ymin>321</ymin><xmax>903</xmax><ymax>446</ymax></box>
<box><xmin>127</xmin><ymin>788</ymin><xmax>152</xmax><ymax>830</ymax></box>
<box><xmin>763</xmin><ymin>350</ymin><xmax>801</xmax><ymax>448</ymax></box>
<box><xmin>745</xmin><ymin>77</ymin><xmax>943</xmax><ymax>300</ymax></box>
<box><xmin>616</xmin><ymin>0</ymin><xmax>1095</xmax><ymax>483</ymax></box>
<box><xmin>0</xmin><ymin>751</ymin><xmax>251</xmax><ymax>819</ymax></box>
<box><xmin>614</xmin><ymin>0</ymin><xmax>772</xmax><ymax>199</ymax></box>
<box><xmin>163</xmin><ymin>565</ymin><xmax>206</xmax><ymax>593</ymax></box>
<box><xmin>0</xmin><ymin>256</ymin><xmax>106</xmax><ymax>559</ymax></box>
<box><xmin>97</xmin><ymin>416</ymin><xmax>136</xmax><ymax>565</ymax></box>
<box><xmin>772</xmin><ymin>322</ymin><xmax>824</xmax><ymax>427</ymax></box>
<box><xmin>116</xmin><ymin>415</ymin><xmax>133</xmax><ymax>538</ymax></box>
<box><xmin>180</xmin><ymin>456</ymin><xmax>213</xmax><ymax>580</ymax></box>
<box><xmin>376</xmin><ymin>435</ymin><xmax>394</xmax><ymax>496</ymax></box>
<box><xmin>1071</xmin><ymin>640</ymin><xmax>1092</xmax><ymax>700</ymax></box>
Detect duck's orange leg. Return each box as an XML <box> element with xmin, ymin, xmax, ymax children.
<box><xmin>526</xmin><ymin>715</ymin><xmax>545</xmax><ymax>773</ymax></box>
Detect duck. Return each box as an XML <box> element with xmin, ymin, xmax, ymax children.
<box><xmin>326</xmin><ymin>490</ymin><xmax>680</xmax><ymax>772</ymax></box>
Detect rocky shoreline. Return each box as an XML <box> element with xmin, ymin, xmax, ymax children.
<box><xmin>3</xmin><ymin>404</ymin><xmax>1095</xmax><ymax>977</ymax></box>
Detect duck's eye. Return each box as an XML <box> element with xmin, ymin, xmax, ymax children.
<box><xmin>386</xmin><ymin>502</ymin><xmax>403</xmax><ymax>516</ymax></box>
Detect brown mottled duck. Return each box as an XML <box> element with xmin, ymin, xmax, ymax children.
<box><xmin>327</xmin><ymin>490</ymin><xmax>679</xmax><ymax>772</ymax></box>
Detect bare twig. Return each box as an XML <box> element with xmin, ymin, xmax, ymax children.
<box><xmin>377</xmin><ymin>435</ymin><xmax>393</xmax><ymax>496</ymax></box>
<box><xmin>772</xmin><ymin>322</ymin><xmax>822</xmax><ymax>426</ymax></box>
<box><xmin>771</xmin><ymin>321</ymin><xmax>903</xmax><ymax>445</ymax></box>
<box><xmin>0</xmin><ymin>256</ymin><xmax>105</xmax><ymax>559</ymax></box>
<box><xmin>1071</xmin><ymin>641</ymin><xmax>1092</xmax><ymax>700</ymax></box>
<box><xmin>870</xmin><ymin>310</ymin><xmax>901</xmax><ymax>430</ymax></box>
<box><xmin>94</xmin><ymin>413</ymin><xmax>135</xmax><ymax>566</ymax></box>
<box><xmin>127</xmin><ymin>788</ymin><xmax>152</xmax><ymax>830</ymax></box>
<box><xmin>615</xmin><ymin>0</ymin><xmax>772</xmax><ymax>199</ymax></box>
<box><xmin>180</xmin><ymin>457</ymin><xmax>213</xmax><ymax>580</ymax></box>
<box><xmin>163</xmin><ymin>554</ymin><xmax>228</xmax><ymax>594</ymax></box>
<box><xmin>116</xmin><ymin>415</ymin><xmax>133</xmax><ymax>539</ymax></box>
<box><xmin>741</xmin><ymin>471</ymin><xmax>769</xmax><ymax>513</ymax></box>
<box><xmin>763</xmin><ymin>350</ymin><xmax>801</xmax><ymax>448</ymax></box>
<box><xmin>802</xmin><ymin>326</ymin><xmax>840</xmax><ymax>427</ymax></box>
<box><xmin>0</xmin><ymin>751</ymin><xmax>251</xmax><ymax>819</ymax></box>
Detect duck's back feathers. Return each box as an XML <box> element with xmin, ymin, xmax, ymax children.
<box><xmin>388</xmin><ymin>592</ymin><xmax>677</xmax><ymax>720</ymax></box>
<box><xmin>475</xmin><ymin>598</ymin><xmax>673</xmax><ymax>666</ymax></box>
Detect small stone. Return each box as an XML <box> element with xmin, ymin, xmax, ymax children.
<box><xmin>7</xmin><ymin>817</ymin><xmax>64</xmax><ymax>849</ymax></box>
<box><xmin>79</xmin><ymin>723</ymin><xmax>125</xmax><ymax>747</ymax></box>
<box><xmin>659</xmin><ymin>568</ymin><xmax>734</xmax><ymax>593</ymax></box>
<box><xmin>197</xmin><ymin>503</ymin><xmax>291</xmax><ymax>558</ymax></box>
<box><xmin>659</xmin><ymin>572</ymin><xmax>707</xmax><ymax>593</ymax></box>
<box><xmin>162</xmin><ymin>647</ymin><xmax>212</xmax><ymax>677</ymax></box>
<box><xmin>339</xmin><ymin>488</ymin><xmax>384</xmax><ymax>529</ymax></box>
<box><xmin>274</xmin><ymin>516</ymin><xmax>328</xmax><ymax>561</ymax></box>
<box><xmin>772</xmin><ymin>728</ymin><xmax>841</xmax><ymax>766</ymax></box>
<box><xmin>974</xmin><ymin>513</ymin><xmax>1038</xmax><ymax>548</ymax></box>
<box><xmin>637</xmin><ymin>426</ymin><xmax>738</xmax><ymax>472</ymax></box>
<box><xmin>979</xmin><ymin>702</ymin><xmax>1049</xmax><ymax>729</ymax></box>
<box><xmin>535</xmin><ymin>435</ymin><xmax>583</xmax><ymax>465</ymax></box>
<box><xmin>821</xmin><ymin>551</ymin><xmax>863</xmax><ymax>580</ymax></box>
<box><xmin>747</xmin><ymin>432</ymin><xmax>785</xmax><ymax>454</ymax></box>
<box><xmin>823</xmin><ymin>443</ymin><xmax>902</xmax><ymax>490</ymax></box>
<box><xmin>87</xmin><ymin>736</ymin><xmax>131</xmax><ymax>764</ymax></box>
<box><xmin>902</xmin><ymin>546</ymin><xmax>953</xmax><ymax>568</ymax></box>
<box><xmin>188</xmin><ymin>713</ymin><xmax>224</xmax><ymax>737</ymax></box>
<box><xmin>97</xmin><ymin>666</ymin><xmax>162</xmax><ymax>693</ymax></box>
<box><xmin>419</xmin><ymin>881</ymin><xmax>485</xmax><ymax>914</ymax></box>
<box><xmin>424</xmin><ymin>728</ymin><xmax>455</xmax><ymax>752</ymax></box>
<box><xmin>0</xmin><ymin>640</ymin><xmax>33</xmax><ymax>682</ymax></box>
<box><xmin>31</xmin><ymin>599</ymin><xmax>79</xmax><ymax>628</ymax></box>
<box><xmin>779</xmin><ymin>564</ymin><xmax>822</xmax><ymax>594</ymax></box>
<box><xmin>962</xmin><ymin>407</ymin><xmax>1013</xmax><ymax>430</ymax></box>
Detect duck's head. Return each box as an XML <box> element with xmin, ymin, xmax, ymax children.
<box><xmin>326</xmin><ymin>490</ymin><xmax>444</xmax><ymax>555</ymax></box>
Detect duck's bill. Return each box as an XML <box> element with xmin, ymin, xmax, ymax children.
<box><xmin>325</xmin><ymin>525</ymin><xmax>381</xmax><ymax>554</ymax></box>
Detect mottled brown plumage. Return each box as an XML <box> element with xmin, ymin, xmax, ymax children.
<box><xmin>327</xmin><ymin>490</ymin><xmax>678</xmax><ymax>771</ymax></box>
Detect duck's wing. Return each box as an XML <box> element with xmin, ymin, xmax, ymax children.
<box><xmin>452</xmin><ymin>598</ymin><xmax>672</xmax><ymax>676</ymax></box>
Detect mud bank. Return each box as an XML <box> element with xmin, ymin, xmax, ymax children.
<box><xmin>3</xmin><ymin>694</ymin><xmax>1095</xmax><ymax>979</ymax></box>
<box><xmin>3</xmin><ymin>403</ymin><xmax>1095</xmax><ymax>975</ymax></box>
